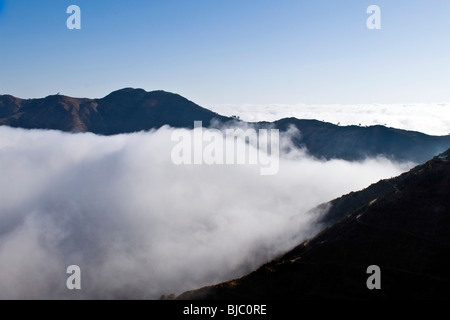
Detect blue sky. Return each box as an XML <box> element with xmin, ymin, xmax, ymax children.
<box><xmin>0</xmin><ymin>0</ymin><xmax>449</xmax><ymax>106</ymax></box>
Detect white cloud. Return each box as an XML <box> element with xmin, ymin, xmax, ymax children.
<box><xmin>0</xmin><ymin>126</ymin><xmax>412</xmax><ymax>299</ymax></box>
<box><xmin>209</xmin><ymin>103</ymin><xmax>450</xmax><ymax>136</ymax></box>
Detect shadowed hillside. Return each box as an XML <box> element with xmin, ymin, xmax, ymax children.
<box><xmin>178</xmin><ymin>150</ymin><xmax>450</xmax><ymax>299</ymax></box>
<box><xmin>0</xmin><ymin>88</ymin><xmax>229</xmax><ymax>135</ymax></box>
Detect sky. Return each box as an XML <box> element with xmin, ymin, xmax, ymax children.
<box><xmin>0</xmin><ymin>0</ymin><xmax>449</xmax><ymax>106</ymax></box>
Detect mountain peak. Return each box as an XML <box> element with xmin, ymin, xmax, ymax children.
<box><xmin>102</xmin><ymin>87</ymin><xmax>148</xmax><ymax>99</ymax></box>
<box><xmin>0</xmin><ymin>88</ymin><xmax>230</xmax><ymax>134</ymax></box>
<box><xmin>102</xmin><ymin>88</ymin><xmax>191</xmax><ymax>104</ymax></box>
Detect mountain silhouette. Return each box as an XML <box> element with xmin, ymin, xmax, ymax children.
<box><xmin>270</xmin><ymin>118</ymin><xmax>450</xmax><ymax>163</ymax></box>
<box><xmin>0</xmin><ymin>88</ymin><xmax>229</xmax><ymax>135</ymax></box>
<box><xmin>1</xmin><ymin>88</ymin><xmax>449</xmax><ymax>163</ymax></box>
<box><xmin>177</xmin><ymin>149</ymin><xmax>450</xmax><ymax>299</ymax></box>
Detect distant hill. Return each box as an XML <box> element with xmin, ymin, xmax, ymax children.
<box><xmin>270</xmin><ymin>118</ymin><xmax>450</xmax><ymax>163</ymax></box>
<box><xmin>0</xmin><ymin>88</ymin><xmax>229</xmax><ymax>135</ymax></box>
<box><xmin>1</xmin><ymin>88</ymin><xmax>450</xmax><ymax>162</ymax></box>
<box><xmin>177</xmin><ymin>149</ymin><xmax>450</xmax><ymax>299</ymax></box>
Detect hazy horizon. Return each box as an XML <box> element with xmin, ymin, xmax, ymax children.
<box><xmin>1</xmin><ymin>87</ymin><xmax>449</xmax><ymax>136</ymax></box>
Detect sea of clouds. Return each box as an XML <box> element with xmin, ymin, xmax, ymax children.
<box><xmin>209</xmin><ymin>103</ymin><xmax>450</xmax><ymax>136</ymax></box>
<box><xmin>0</xmin><ymin>125</ymin><xmax>412</xmax><ymax>299</ymax></box>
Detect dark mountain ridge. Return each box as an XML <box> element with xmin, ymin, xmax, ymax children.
<box><xmin>271</xmin><ymin>117</ymin><xmax>447</xmax><ymax>163</ymax></box>
<box><xmin>0</xmin><ymin>88</ymin><xmax>229</xmax><ymax>135</ymax></box>
<box><xmin>1</xmin><ymin>88</ymin><xmax>449</xmax><ymax>163</ymax></box>
<box><xmin>177</xmin><ymin>149</ymin><xmax>450</xmax><ymax>299</ymax></box>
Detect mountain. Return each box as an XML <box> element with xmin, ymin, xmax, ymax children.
<box><xmin>1</xmin><ymin>88</ymin><xmax>450</xmax><ymax>163</ymax></box>
<box><xmin>270</xmin><ymin>118</ymin><xmax>450</xmax><ymax>163</ymax></box>
<box><xmin>177</xmin><ymin>150</ymin><xmax>450</xmax><ymax>299</ymax></box>
<box><xmin>0</xmin><ymin>88</ymin><xmax>229</xmax><ymax>135</ymax></box>
<box><xmin>315</xmin><ymin>154</ymin><xmax>439</xmax><ymax>226</ymax></box>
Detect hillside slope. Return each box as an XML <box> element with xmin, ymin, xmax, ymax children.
<box><xmin>178</xmin><ymin>150</ymin><xmax>450</xmax><ymax>299</ymax></box>
<box><xmin>0</xmin><ymin>88</ymin><xmax>228</xmax><ymax>134</ymax></box>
